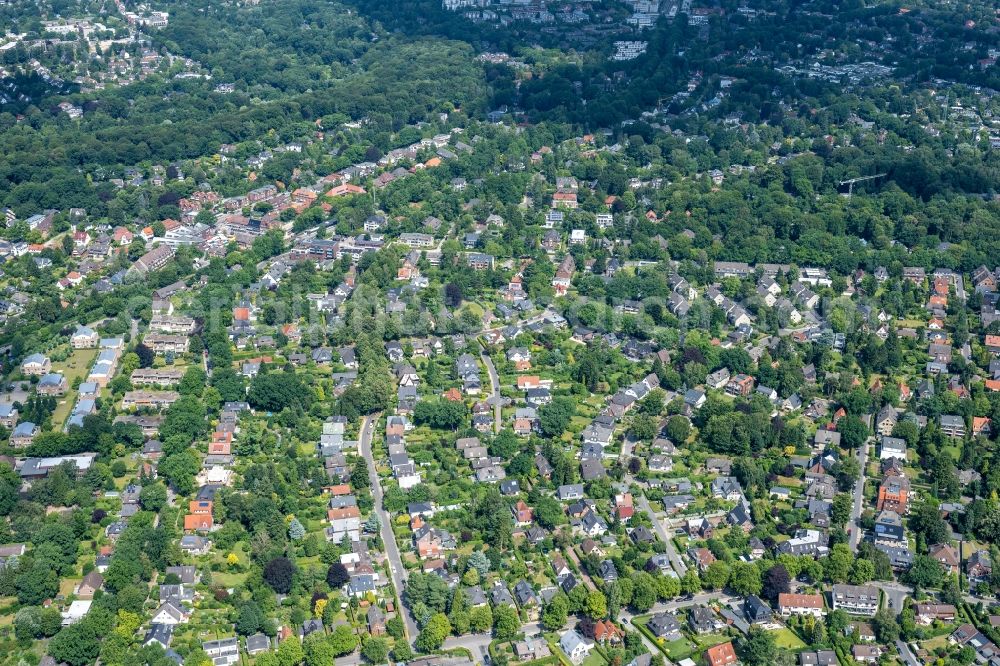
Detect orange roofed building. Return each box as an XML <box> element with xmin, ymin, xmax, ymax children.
<box><xmin>707</xmin><ymin>642</ymin><xmax>739</xmax><ymax>666</ymax></box>
<box><xmin>184</xmin><ymin>499</ymin><xmax>214</xmax><ymax>531</ymax></box>
<box><xmin>184</xmin><ymin>514</ymin><xmax>213</xmax><ymax>531</ymax></box>
<box><xmin>328</xmin><ymin>506</ymin><xmax>361</xmax><ymax>521</ymax></box>
<box><xmin>877</xmin><ymin>475</ymin><xmax>910</xmax><ymax>513</ymax></box>
<box><xmin>210</xmin><ymin>431</ymin><xmax>232</xmax><ymax>455</ymax></box>
<box><xmin>593</xmin><ymin>620</ymin><xmax>624</xmax><ymax>645</ymax></box>
<box><xmin>517</xmin><ymin>376</ymin><xmax>541</xmax><ymax>390</ymax></box>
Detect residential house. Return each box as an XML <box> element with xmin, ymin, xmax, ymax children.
<box><xmin>559</xmin><ymin>630</ymin><xmax>594</xmax><ymax>665</ymax></box>
<box><xmin>877</xmin><ymin>475</ymin><xmax>910</xmax><ymax>513</ymax></box>
<box><xmin>852</xmin><ymin>646</ymin><xmax>882</xmax><ymax>663</ymax></box>
<box><xmin>927</xmin><ymin>543</ymin><xmax>959</xmax><ymax>574</ymax></box>
<box><xmin>593</xmin><ymin>620</ymin><xmax>624</xmax><ymax>645</ymax></box>
<box><xmin>967</xmin><ymin>550</ymin><xmax>992</xmax><ymax>586</ymax></box>
<box><xmin>778</xmin><ymin>593</ymin><xmax>825</xmax><ymax>617</ymax></box>
<box><xmin>831</xmin><ymin>584</ymin><xmax>879</xmax><ymax>616</ymax></box>
<box><xmin>647</xmin><ymin>612</ymin><xmax>683</xmax><ymax>640</ymax></box>
<box><xmin>77</xmin><ymin>570</ymin><xmax>104</xmax><ymax>598</ymax></box>
<box><xmin>915</xmin><ymin>604</ymin><xmax>957</xmax><ymax>625</ymax></box>
<box><xmin>202</xmin><ymin>638</ymin><xmax>239</xmax><ymax>666</ymax></box>
<box><xmin>21</xmin><ymin>353</ymin><xmax>51</xmax><ymax>376</ymax></box>
<box><xmin>744</xmin><ymin>596</ymin><xmax>772</xmax><ymax>624</ymax></box>
<box><xmin>367</xmin><ymin>606</ymin><xmax>386</xmax><ymax>636</ymax></box>
<box><xmin>689</xmin><ymin>606</ymin><xmax>724</xmax><ymax>633</ymax></box>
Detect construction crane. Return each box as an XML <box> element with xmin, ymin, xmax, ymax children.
<box><xmin>837</xmin><ymin>173</ymin><xmax>887</xmax><ymax>199</ymax></box>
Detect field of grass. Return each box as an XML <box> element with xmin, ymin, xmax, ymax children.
<box><xmin>921</xmin><ymin>635</ymin><xmax>950</xmax><ymax>652</ymax></box>
<box><xmin>771</xmin><ymin>628</ymin><xmax>807</xmax><ymax>650</ymax></box>
<box><xmin>59</xmin><ymin>576</ymin><xmax>79</xmax><ymax>597</ymax></box>
<box><xmin>211</xmin><ymin>571</ymin><xmax>249</xmax><ymax>588</ymax></box>
<box><xmin>936</xmin><ymin>439</ymin><xmax>961</xmax><ymax>461</ymax></box>
<box><xmin>463</xmin><ymin>303</ymin><xmax>485</xmax><ymax>318</ymax></box>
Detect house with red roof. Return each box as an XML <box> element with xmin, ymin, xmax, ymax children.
<box><xmin>113</xmin><ymin>227</ymin><xmax>134</xmax><ymax>245</ymax></box>
<box><xmin>512</xmin><ymin>501</ymin><xmax>533</xmax><ymax>526</ymax></box>
<box><xmin>593</xmin><ymin>620</ymin><xmax>624</xmax><ymax>645</ymax></box>
<box><xmin>614</xmin><ymin>493</ymin><xmax>634</xmax><ymax>522</ymax></box>
<box><xmin>707</xmin><ymin>642</ymin><xmax>738</xmax><ymax>666</ymax></box>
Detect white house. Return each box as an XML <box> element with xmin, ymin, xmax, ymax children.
<box><xmin>879</xmin><ymin>436</ymin><xmax>907</xmax><ymax>461</ymax></box>
<box><xmin>151</xmin><ymin>601</ymin><xmax>189</xmax><ymax>625</ymax></box>
<box><xmin>202</xmin><ymin>637</ymin><xmax>239</xmax><ymax>666</ymax></box>
<box><xmin>560</xmin><ymin>630</ymin><xmax>594</xmax><ymax>664</ymax></box>
<box><xmin>71</xmin><ymin>326</ymin><xmax>99</xmax><ymax>349</ymax></box>
<box><xmin>21</xmin><ymin>353</ymin><xmax>51</xmax><ymax>376</ymax></box>
<box><xmin>61</xmin><ymin>600</ymin><xmax>92</xmax><ymax>625</ymax></box>
<box><xmin>777</xmin><ymin>593</ymin><xmax>825</xmax><ymax>618</ymax></box>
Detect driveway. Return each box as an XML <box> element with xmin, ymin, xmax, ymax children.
<box><xmin>478</xmin><ymin>344</ymin><xmax>502</xmax><ymax>434</ymax></box>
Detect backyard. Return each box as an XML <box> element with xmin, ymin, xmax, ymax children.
<box><xmin>771</xmin><ymin>627</ymin><xmax>807</xmax><ymax>650</ymax></box>
<box><xmin>49</xmin><ymin>347</ymin><xmax>98</xmax><ymax>427</ymax></box>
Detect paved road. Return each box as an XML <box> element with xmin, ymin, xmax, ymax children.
<box><xmin>479</xmin><ymin>345</ymin><xmax>502</xmax><ymax>434</ymax></box>
<box><xmin>872</xmin><ymin>581</ymin><xmax>909</xmax><ymax>611</ymax></box>
<box><xmin>633</xmin><ymin>487</ymin><xmax>688</xmax><ymax>576</ymax></box>
<box><xmin>896</xmin><ymin>640</ymin><xmax>920</xmax><ymax>666</ymax></box>
<box><xmin>848</xmin><ymin>436</ymin><xmax>872</xmax><ymax>551</ymax></box>
<box><xmin>443</xmin><ymin>622</ymin><xmax>542</xmax><ymax>663</ymax></box>
<box><xmin>620</xmin><ymin>591</ymin><xmax>729</xmax><ymax>624</ymax></box>
<box><xmin>873</xmin><ymin>580</ymin><xmax>983</xmax><ymax>610</ymax></box>
<box><xmin>441</xmin><ymin>632</ymin><xmax>491</xmax><ymax>658</ymax></box>
<box><xmin>359</xmin><ymin>414</ymin><xmax>418</xmax><ymax>643</ymax></box>
<box><xmin>656</xmin><ymin>591</ymin><xmax>728</xmax><ymax>613</ymax></box>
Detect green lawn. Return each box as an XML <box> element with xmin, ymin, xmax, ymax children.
<box><xmin>661</xmin><ymin>638</ymin><xmax>697</xmax><ymax>660</ymax></box>
<box><xmin>580</xmin><ymin>650</ymin><xmax>608</xmax><ymax>666</ymax></box>
<box><xmin>921</xmin><ymin>635</ymin><xmax>950</xmax><ymax>652</ymax></box>
<box><xmin>770</xmin><ymin>628</ymin><xmax>807</xmax><ymax>650</ymax></box>
<box><xmin>50</xmin><ymin>347</ymin><xmax>98</xmax><ymax>427</ymax></box>
<box><xmin>633</xmin><ymin>616</ymin><xmax>697</xmax><ymax>661</ymax></box>
<box><xmin>693</xmin><ymin>633</ymin><xmax>731</xmax><ymax>648</ymax></box>
<box><xmin>462</xmin><ymin>303</ymin><xmax>484</xmax><ymax>318</ymax></box>
<box><xmin>211</xmin><ymin>571</ymin><xmax>249</xmax><ymax>588</ymax></box>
